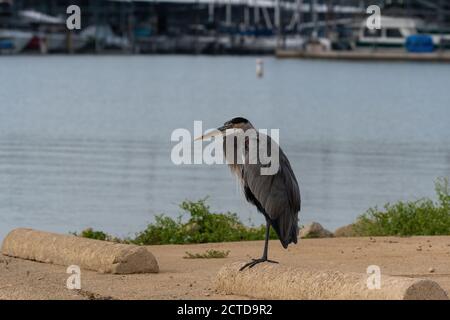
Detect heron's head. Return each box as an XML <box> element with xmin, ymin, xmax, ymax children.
<box><xmin>195</xmin><ymin>117</ymin><xmax>253</xmax><ymax>141</ymax></box>
<box><xmin>219</xmin><ymin>117</ymin><xmax>253</xmax><ymax>132</ymax></box>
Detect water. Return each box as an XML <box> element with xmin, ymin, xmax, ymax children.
<box><xmin>0</xmin><ymin>55</ymin><xmax>449</xmax><ymax>240</ymax></box>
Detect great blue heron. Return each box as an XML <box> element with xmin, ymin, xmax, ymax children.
<box><xmin>196</xmin><ymin>117</ymin><xmax>301</xmax><ymax>270</ymax></box>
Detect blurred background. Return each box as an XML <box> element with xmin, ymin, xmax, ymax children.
<box><xmin>0</xmin><ymin>0</ymin><xmax>449</xmax><ymax>240</ymax></box>
<box><xmin>1</xmin><ymin>0</ymin><xmax>450</xmax><ymax>54</ymax></box>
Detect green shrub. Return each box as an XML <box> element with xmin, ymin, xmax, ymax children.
<box><xmin>76</xmin><ymin>198</ymin><xmax>277</xmax><ymax>245</ymax></box>
<box><xmin>352</xmin><ymin>178</ymin><xmax>450</xmax><ymax>236</ymax></box>
<box><xmin>131</xmin><ymin>198</ymin><xmax>277</xmax><ymax>245</ymax></box>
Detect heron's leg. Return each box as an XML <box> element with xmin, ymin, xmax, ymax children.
<box><xmin>262</xmin><ymin>220</ymin><xmax>270</xmax><ymax>259</ymax></box>
<box><xmin>240</xmin><ymin>220</ymin><xmax>278</xmax><ymax>271</ymax></box>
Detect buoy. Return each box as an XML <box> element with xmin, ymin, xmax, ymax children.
<box><xmin>256</xmin><ymin>58</ymin><xmax>264</xmax><ymax>78</ymax></box>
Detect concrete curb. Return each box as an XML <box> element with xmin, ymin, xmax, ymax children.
<box><xmin>215</xmin><ymin>261</ymin><xmax>448</xmax><ymax>300</ymax></box>
<box><xmin>1</xmin><ymin>228</ymin><xmax>159</xmax><ymax>274</ymax></box>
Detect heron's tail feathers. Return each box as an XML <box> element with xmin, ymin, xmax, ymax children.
<box><xmin>270</xmin><ymin>211</ymin><xmax>299</xmax><ymax>249</ymax></box>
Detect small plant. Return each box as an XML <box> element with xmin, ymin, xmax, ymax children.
<box><xmin>71</xmin><ymin>228</ymin><xmax>120</xmax><ymax>242</ymax></box>
<box><xmin>183</xmin><ymin>249</ymin><xmax>230</xmax><ymax>259</ymax></box>
<box><xmin>351</xmin><ymin>178</ymin><xmax>450</xmax><ymax>236</ymax></box>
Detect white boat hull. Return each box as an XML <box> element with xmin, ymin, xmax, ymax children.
<box><xmin>0</xmin><ymin>30</ymin><xmax>33</xmax><ymax>54</ymax></box>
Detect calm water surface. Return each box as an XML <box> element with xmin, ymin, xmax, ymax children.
<box><xmin>0</xmin><ymin>55</ymin><xmax>449</xmax><ymax>239</ymax></box>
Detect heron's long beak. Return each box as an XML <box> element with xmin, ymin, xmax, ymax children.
<box><xmin>194</xmin><ymin>124</ymin><xmax>232</xmax><ymax>141</ymax></box>
<box><xmin>194</xmin><ymin>129</ymin><xmax>222</xmax><ymax>141</ymax></box>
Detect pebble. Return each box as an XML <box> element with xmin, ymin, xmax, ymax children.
<box><xmin>428</xmin><ymin>267</ymin><xmax>435</xmax><ymax>273</ymax></box>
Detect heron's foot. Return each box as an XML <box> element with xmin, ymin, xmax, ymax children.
<box><xmin>239</xmin><ymin>257</ymin><xmax>279</xmax><ymax>271</ymax></box>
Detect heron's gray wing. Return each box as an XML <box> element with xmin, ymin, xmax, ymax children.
<box><xmin>243</xmin><ymin>148</ymin><xmax>301</xmax><ymax>221</ymax></box>
<box><xmin>243</xmin><ymin>144</ymin><xmax>300</xmax><ymax>248</ymax></box>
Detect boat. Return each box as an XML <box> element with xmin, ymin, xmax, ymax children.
<box><xmin>44</xmin><ymin>32</ymin><xmax>87</xmax><ymax>52</ymax></box>
<box><xmin>0</xmin><ymin>29</ymin><xmax>33</xmax><ymax>54</ymax></box>
<box><xmin>25</xmin><ymin>31</ymin><xmax>88</xmax><ymax>53</ymax></box>
<box><xmin>81</xmin><ymin>25</ymin><xmax>130</xmax><ymax>50</ymax></box>
<box><xmin>356</xmin><ymin>16</ymin><xmax>421</xmax><ymax>49</ymax></box>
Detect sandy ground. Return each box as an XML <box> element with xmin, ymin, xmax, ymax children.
<box><xmin>1</xmin><ymin>236</ymin><xmax>450</xmax><ymax>300</ymax></box>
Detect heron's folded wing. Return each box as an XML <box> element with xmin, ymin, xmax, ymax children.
<box><xmin>243</xmin><ymin>148</ymin><xmax>300</xmax><ymax>221</ymax></box>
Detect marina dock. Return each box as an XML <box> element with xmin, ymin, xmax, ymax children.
<box><xmin>276</xmin><ymin>49</ymin><xmax>450</xmax><ymax>62</ymax></box>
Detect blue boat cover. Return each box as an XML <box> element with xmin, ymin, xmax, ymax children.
<box><xmin>0</xmin><ymin>39</ymin><xmax>14</xmax><ymax>50</ymax></box>
<box><xmin>406</xmin><ymin>35</ymin><xmax>434</xmax><ymax>53</ymax></box>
